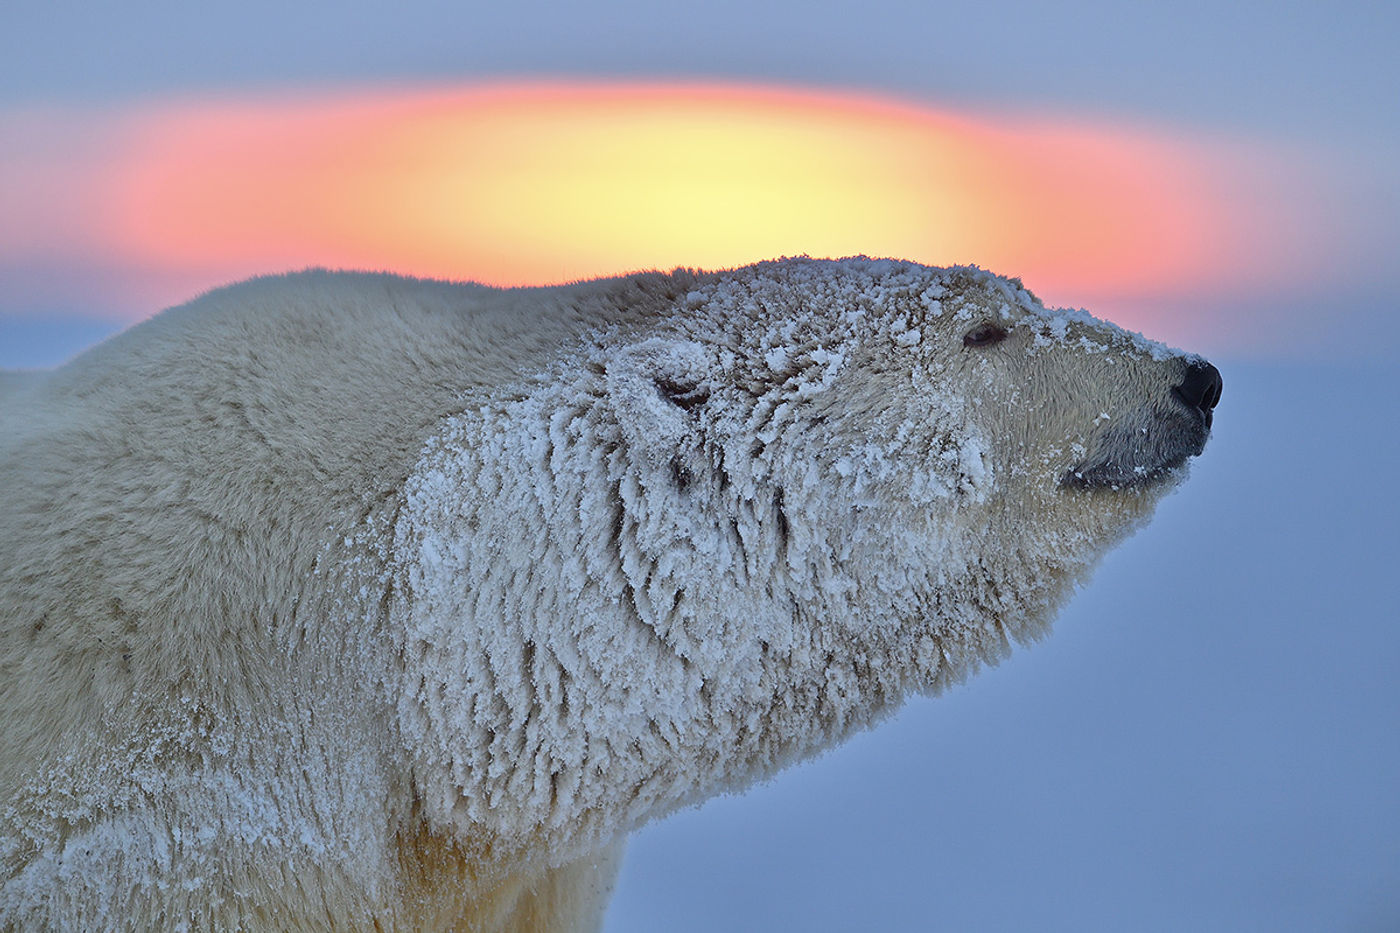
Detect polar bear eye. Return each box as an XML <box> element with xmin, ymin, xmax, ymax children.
<box><xmin>963</xmin><ymin>323</ymin><xmax>1008</xmax><ymax>348</ymax></box>
<box><xmin>654</xmin><ymin>377</ymin><xmax>710</xmax><ymax>411</ymax></box>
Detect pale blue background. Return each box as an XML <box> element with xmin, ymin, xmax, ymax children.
<box><xmin>4</xmin><ymin>2</ymin><xmax>1398</xmax><ymax>929</ymax></box>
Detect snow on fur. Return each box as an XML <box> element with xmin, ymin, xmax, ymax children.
<box><xmin>1</xmin><ymin>257</ymin><xmax>1215</xmax><ymax>932</ymax></box>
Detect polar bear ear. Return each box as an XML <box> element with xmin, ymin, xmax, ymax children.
<box><xmin>605</xmin><ymin>339</ymin><xmax>714</xmax><ymax>465</ymax></box>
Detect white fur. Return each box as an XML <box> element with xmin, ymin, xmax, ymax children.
<box><xmin>1</xmin><ymin>259</ymin><xmax>1206</xmax><ymax>931</ymax></box>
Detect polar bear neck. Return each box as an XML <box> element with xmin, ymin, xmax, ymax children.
<box><xmin>388</xmin><ymin>332</ymin><xmax>1107</xmax><ymax>871</ymax></box>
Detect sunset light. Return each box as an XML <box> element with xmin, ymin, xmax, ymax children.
<box><xmin>2</xmin><ymin>81</ymin><xmax>1309</xmax><ymax>341</ymax></box>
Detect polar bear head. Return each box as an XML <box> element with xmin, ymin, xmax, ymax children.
<box><xmin>389</xmin><ymin>258</ymin><xmax>1219</xmax><ymax>867</ymax></box>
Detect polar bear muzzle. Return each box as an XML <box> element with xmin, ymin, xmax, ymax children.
<box><xmin>1063</xmin><ymin>358</ymin><xmax>1222</xmax><ymax>489</ymax></box>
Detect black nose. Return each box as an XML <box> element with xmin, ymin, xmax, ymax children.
<box><xmin>1173</xmin><ymin>360</ymin><xmax>1223</xmax><ymax>419</ymax></box>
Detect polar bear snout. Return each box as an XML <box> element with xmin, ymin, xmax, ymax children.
<box><xmin>1061</xmin><ymin>357</ymin><xmax>1221</xmax><ymax>490</ymax></box>
<box><xmin>1171</xmin><ymin>360</ymin><xmax>1223</xmax><ymax>429</ymax></box>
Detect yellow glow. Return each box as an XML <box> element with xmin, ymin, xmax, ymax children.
<box><xmin>0</xmin><ymin>81</ymin><xmax>1293</xmax><ymax>337</ymax></box>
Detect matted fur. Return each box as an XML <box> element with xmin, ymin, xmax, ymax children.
<box><xmin>0</xmin><ymin>259</ymin><xmax>1213</xmax><ymax>931</ymax></box>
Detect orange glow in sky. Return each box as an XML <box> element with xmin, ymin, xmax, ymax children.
<box><xmin>0</xmin><ymin>81</ymin><xmax>1309</xmax><ymax>340</ymax></box>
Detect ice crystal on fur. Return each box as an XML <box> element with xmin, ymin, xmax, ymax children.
<box><xmin>2</xmin><ymin>257</ymin><xmax>1215</xmax><ymax>931</ymax></box>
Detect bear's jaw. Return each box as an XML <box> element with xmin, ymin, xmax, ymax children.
<box><xmin>1059</xmin><ymin>400</ymin><xmax>1212</xmax><ymax>490</ymax></box>
<box><xmin>1059</xmin><ymin>431</ymin><xmax>1204</xmax><ymax>490</ymax></box>
<box><xmin>1052</xmin><ymin>355</ymin><xmax>1220</xmax><ymax>491</ymax></box>
<box><xmin>1060</xmin><ymin>454</ymin><xmax>1191</xmax><ymax>490</ymax></box>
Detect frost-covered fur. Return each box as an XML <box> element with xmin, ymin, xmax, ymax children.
<box><xmin>0</xmin><ymin>259</ymin><xmax>1213</xmax><ymax>931</ymax></box>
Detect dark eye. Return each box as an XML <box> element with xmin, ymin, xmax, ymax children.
<box><xmin>654</xmin><ymin>377</ymin><xmax>710</xmax><ymax>411</ymax></box>
<box><xmin>963</xmin><ymin>323</ymin><xmax>1008</xmax><ymax>347</ymax></box>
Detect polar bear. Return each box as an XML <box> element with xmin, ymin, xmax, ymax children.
<box><xmin>0</xmin><ymin>258</ymin><xmax>1220</xmax><ymax>931</ymax></box>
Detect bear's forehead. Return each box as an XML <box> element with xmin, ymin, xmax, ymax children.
<box><xmin>679</xmin><ymin>257</ymin><xmax>998</xmax><ymax>342</ymax></box>
<box><xmin>673</xmin><ymin>257</ymin><xmax>1182</xmax><ymax>364</ymax></box>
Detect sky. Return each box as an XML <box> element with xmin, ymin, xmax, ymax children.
<box><xmin>3</xmin><ymin>0</ymin><xmax>1398</xmax><ymax>363</ymax></box>
<box><xmin>3</xmin><ymin>1</ymin><xmax>1398</xmax><ymax>929</ymax></box>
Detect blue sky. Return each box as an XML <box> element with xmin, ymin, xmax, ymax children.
<box><xmin>4</xmin><ymin>2</ymin><xmax>1398</xmax><ymax>929</ymax></box>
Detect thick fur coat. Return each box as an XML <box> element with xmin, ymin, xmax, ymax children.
<box><xmin>0</xmin><ymin>259</ymin><xmax>1217</xmax><ymax>931</ymax></box>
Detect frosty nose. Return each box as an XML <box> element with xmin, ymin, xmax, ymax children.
<box><xmin>1173</xmin><ymin>361</ymin><xmax>1223</xmax><ymax>418</ymax></box>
